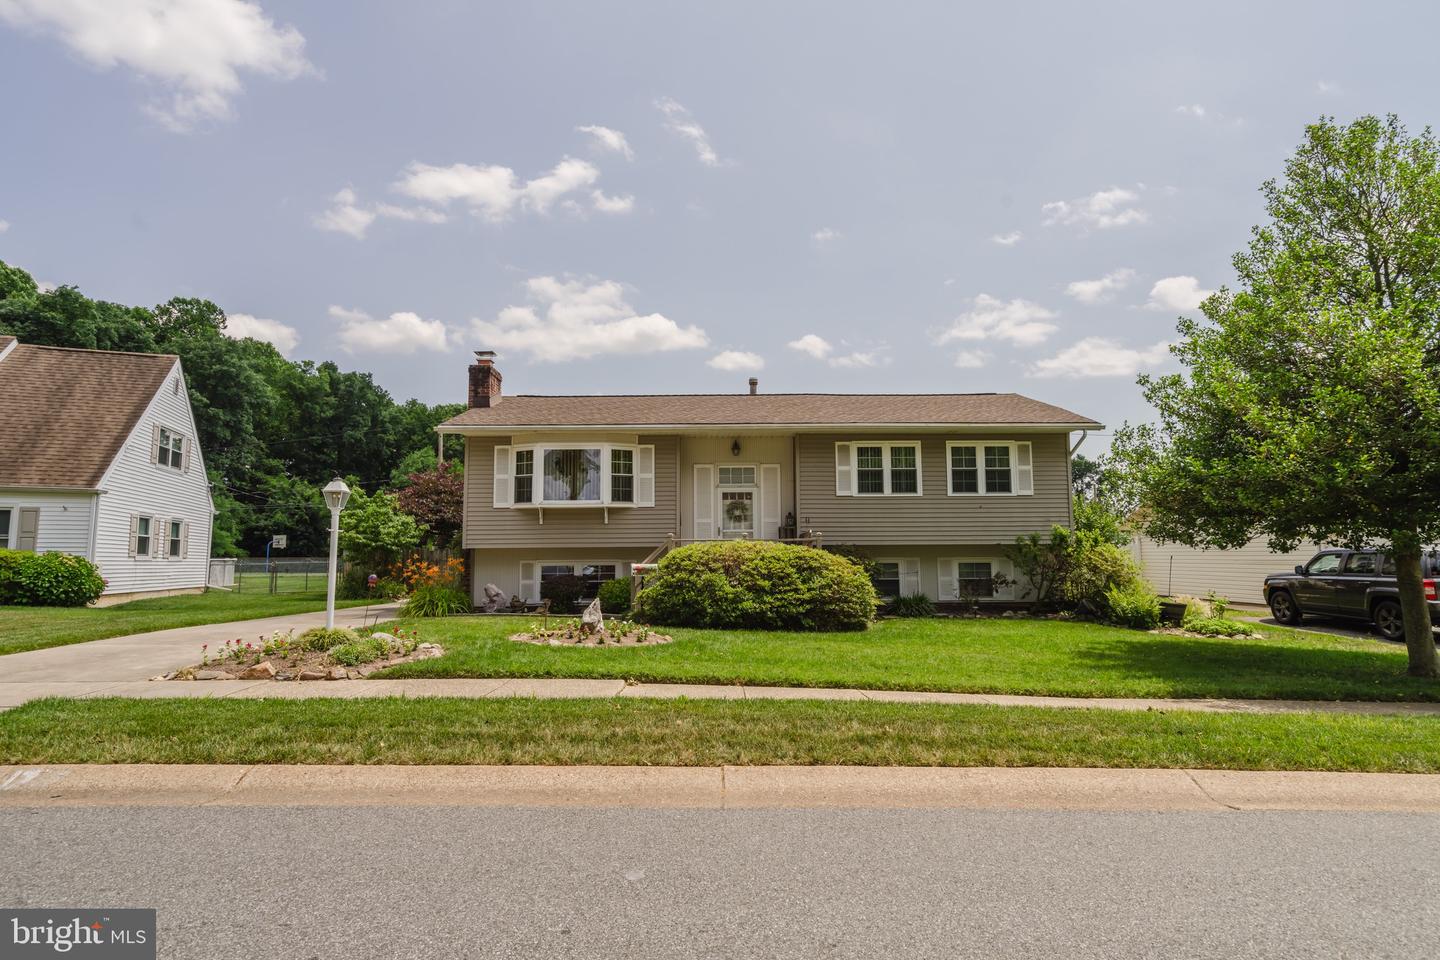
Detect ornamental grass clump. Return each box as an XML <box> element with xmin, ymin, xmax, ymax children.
<box><xmin>634</xmin><ymin>540</ymin><xmax>877</xmax><ymax>631</ymax></box>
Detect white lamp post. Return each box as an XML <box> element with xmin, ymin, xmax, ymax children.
<box><xmin>321</xmin><ymin>477</ymin><xmax>352</xmax><ymax>628</ymax></box>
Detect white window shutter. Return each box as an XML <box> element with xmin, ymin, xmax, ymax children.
<box><xmin>519</xmin><ymin>561</ymin><xmax>538</xmax><ymax>602</ymax></box>
<box><xmin>900</xmin><ymin>558</ymin><xmax>921</xmax><ymax>597</ymax></box>
<box><xmin>937</xmin><ymin>559</ymin><xmax>957</xmax><ymax>603</ymax></box>
<box><xmin>127</xmin><ymin>515</ymin><xmax>138</xmax><ymax>558</ymax></box>
<box><xmin>150</xmin><ymin>424</ymin><xmax>162</xmax><ymax>463</ymax></box>
<box><xmin>1016</xmin><ymin>442</ymin><xmax>1034</xmax><ymax>495</ymax></box>
<box><xmin>834</xmin><ymin>443</ymin><xmax>853</xmax><ymax>496</ymax></box>
<box><xmin>493</xmin><ymin>445</ymin><xmax>512</xmax><ymax>508</ymax></box>
<box><xmin>182</xmin><ymin>437</ymin><xmax>191</xmax><ymax>474</ymax></box>
<box><xmin>636</xmin><ymin>445</ymin><xmax>656</xmax><ymax>507</ymax></box>
<box><xmin>994</xmin><ymin>557</ymin><xmax>1016</xmax><ymax>599</ymax></box>
<box><xmin>181</xmin><ymin>522</ymin><xmax>190</xmax><ymax>559</ymax></box>
<box><xmin>157</xmin><ymin>519</ymin><xmax>168</xmax><ymax>559</ymax></box>
<box><xmin>760</xmin><ymin>464</ymin><xmax>781</xmax><ymax>539</ymax></box>
<box><xmin>692</xmin><ymin>464</ymin><xmax>715</xmax><ymax>539</ymax></box>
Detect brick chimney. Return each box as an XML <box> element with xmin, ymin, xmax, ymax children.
<box><xmin>468</xmin><ymin>351</ymin><xmax>502</xmax><ymax>408</ymax></box>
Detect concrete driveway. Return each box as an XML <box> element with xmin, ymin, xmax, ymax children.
<box><xmin>0</xmin><ymin>604</ymin><xmax>402</xmax><ymax>701</ymax></box>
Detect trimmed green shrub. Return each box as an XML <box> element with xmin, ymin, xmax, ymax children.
<box><xmin>400</xmin><ymin>584</ymin><xmax>471</xmax><ymax>617</ymax></box>
<box><xmin>296</xmin><ymin>626</ymin><xmax>360</xmax><ymax>652</ymax></box>
<box><xmin>1103</xmin><ymin>581</ymin><xmax>1162</xmax><ymax>630</ymax></box>
<box><xmin>634</xmin><ymin>540</ymin><xmax>877</xmax><ymax>631</ymax></box>
<box><xmin>1182</xmin><ymin>614</ymin><xmax>1257</xmax><ymax>638</ymax></box>
<box><xmin>540</xmin><ymin>573</ymin><xmax>586</xmax><ymax>612</ymax></box>
<box><xmin>0</xmin><ymin>549</ymin><xmax>106</xmax><ymax>607</ymax></box>
<box><xmin>598</xmin><ymin>577</ymin><xmax>632</xmax><ymax>614</ymax></box>
<box><xmin>886</xmin><ymin>594</ymin><xmax>936</xmax><ymax>618</ymax></box>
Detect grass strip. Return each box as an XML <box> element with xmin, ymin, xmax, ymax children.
<box><xmin>3</xmin><ymin>696</ymin><xmax>1439</xmax><ymax>773</ymax></box>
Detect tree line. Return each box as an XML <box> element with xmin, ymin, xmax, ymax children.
<box><xmin>0</xmin><ymin>261</ymin><xmax>463</xmax><ymax>557</ymax></box>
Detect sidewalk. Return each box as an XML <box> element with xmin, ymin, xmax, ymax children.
<box><xmin>0</xmin><ymin>603</ymin><xmax>402</xmax><ymax>690</ymax></box>
<box><xmin>3</xmin><ymin>763</ymin><xmax>1438</xmax><ymax>812</ymax></box>
<box><xmin>5</xmin><ymin>674</ymin><xmax>1440</xmax><ymax>716</ymax></box>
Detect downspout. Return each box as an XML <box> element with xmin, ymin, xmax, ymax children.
<box><xmin>1068</xmin><ymin>430</ymin><xmax>1089</xmax><ymax>456</ymax></box>
<box><xmin>1066</xmin><ymin>430</ymin><xmax>1089</xmax><ymax>532</ymax></box>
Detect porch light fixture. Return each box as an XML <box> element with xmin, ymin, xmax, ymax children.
<box><xmin>731</xmin><ymin>439</ymin><xmax>741</xmax><ymax>457</ymax></box>
<box><xmin>322</xmin><ymin>477</ymin><xmax>352</xmax><ymax>628</ymax></box>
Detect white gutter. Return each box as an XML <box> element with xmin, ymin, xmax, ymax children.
<box><xmin>436</xmin><ymin>421</ymin><xmax>1106</xmax><ymax>436</ymax></box>
<box><xmin>1069</xmin><ymin>430</ymin><xmax>1090</xmax><ymax>455</ymax></box>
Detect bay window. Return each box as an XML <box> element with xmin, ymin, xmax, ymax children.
<box><xmin>496</xmin><ymin>442</ymin><xmax>654</xmax><ymax>511</ymax></box>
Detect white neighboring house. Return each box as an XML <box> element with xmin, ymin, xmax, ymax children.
<box><xmin>1131</xmin><ymin>534</ymin><xmax>1323</xmax><ymax>605</ymax></box>
<box><xmin>0</xmin><ymin>335</ymin><xmax>215</xmax><ymax>604</ymax></box>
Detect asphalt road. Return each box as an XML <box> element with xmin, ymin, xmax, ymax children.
<box><xmin>4</xmin><ymin>806</ymin><xmax>1437</xmax><ymax>959</ymax></box>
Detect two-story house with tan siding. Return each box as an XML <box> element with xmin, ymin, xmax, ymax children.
<box><xmin>0</xmin><ymin>336</ymin><xmax>215</xmax><ymax>604</ymax></box>
<box><xmin>438</xmin><ymin>352</ymin><xmax>1103</xmax><ymax>607</ymax></box>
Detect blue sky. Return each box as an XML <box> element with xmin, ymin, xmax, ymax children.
<box><xmin>2</xmin><ymin>1</ymin><xmax>1436</xmax><ymax>444</ymax></box>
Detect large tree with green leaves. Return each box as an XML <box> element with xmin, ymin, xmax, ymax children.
<box><xmin>1114</xmin><ymin>115</ymin><xmax>1440</xmax><ymax>677</ymax></box>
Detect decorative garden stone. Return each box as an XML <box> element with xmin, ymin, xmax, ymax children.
<box><xmin>481</xmin><ymin>583</ymin><xmax>505</xmax><ymax>612</ymax></box>
<box><xmin>580</xmin><ymin>597</ymin><xmax>604</xmax><ymax>635</ymax></box>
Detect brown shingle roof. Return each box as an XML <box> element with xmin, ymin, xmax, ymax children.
<box><xmin>0</xmin><ymin>340</ymin><xmax>178</xmax><ymax>488</ymax></box>
<box><xmin>441</xmin><ymin>393</ymin><xmax>1102</xmax><ymax>429</ymax></box>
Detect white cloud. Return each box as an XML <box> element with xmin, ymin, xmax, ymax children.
<box><xmin>393</xmin><ymin>157</ymin><xmax>601</xmax><ymax>222</ymax></box>
<box><xmin>224</xmin><ymin>311</ymin><xmax>299</xmax><ymax>356</ymax></box>
<box><xmin>1041</xmin><ymin>187</ymin><xmax>1148</xmax><ymax>230</ymax></box>
<box><xmin>811</xmin><ymin>227</ymin><xmax>841</xmax><ymax>243</ymax></box>
<box><xmin>331</xmin><ymin>305</ymin><xmax>453</xmax><ymax>354</ymax></box>
<box><xmin>707</xmin><ymin>350</ymin><xmax>765</xmax><ymax>371</ymax></box>
<box><xmin>1065</xmin><ymin>268</ymin><xmax>1136</xmax><ymax>305</ymax></box>
<box><xmin>991</xmin><ymin>230</ymin><xmax>1022</xmax><ymax>246</ymax></box>
<box><xmin>470</xmin><ymin>276</ymin><xmax>708</xmax><ymax>362</ymax></box>
<box><xmin>1030</xmin><ymin>337</ymin><xmax>1172</xmax><ymax>378</ymax></box>
<box><xmin>312</xmin><ymin>187</ymin><xmax>447</xmax><ymax>239</ymax></box>
<box><xmin>313</xmin><ymin>187</ymin><xmax>376</xmax><ymax>239</ymax></box>
<box><xmin>656</xmin><ymin>97</ymin><xmax>724</xmax><ymax>167</ymax></box>
<box><xmin>787</xmin><ymin>334</ymin><xmax>833</xmax><ymax>359</ymax></box>
<box><xmin>1175</xmin><ymin>104</ymin><xmax>1206</xmax><ymax>118</ymax></box>
<box><xmin>0</xmin><ymin>219</ymin><xmax>8</xmax><ymax>233</ymax></box>
<box><xmin>0</xmin><ymin>0</ymin><xmax>313</xmax><ymax>131</ymax></box>
<box><xmin>937</xmin><ymin>294</ymin><xmax>1059</xmax><ymax>348</ymax></box>
<box><xmin>1317</xmin><ymin>80</ymin><xmax>1342</xmax><ymax>95</ymax></box>
<box><xmin>1146</xmin><ymin>275</ymin><xmax>1214</xmax><ymax>311</ymax></box>
<box><xmin>576</xmin><ymin>124</ymin><xmax>633</xmax><ymax>160</ymax></box>
<box><xmin>829</xmin><ymin>350</ymin><xmax>886</xmax><ymax>369</ymax></box>
<box><xmin>952</xmin><ymin>349</ymin><xmax>992</xmax><ymax>369</ymax></box>
<box><xmin>590</xmin><ymin>189</ymin><xmax>634</xmax><ymax>214</ymax></box>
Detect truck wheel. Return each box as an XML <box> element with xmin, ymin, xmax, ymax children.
<box><xmin>1268</xmin><ymin>590</ymin><xmax>1302</xmax><ymax>625</ymax></box>
<box><xmin>1372</xmin><ymin>600</ymin><xmax>1405</xmax><ymax>641</ymax></box>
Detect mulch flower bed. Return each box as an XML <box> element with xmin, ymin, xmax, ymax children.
<box><xmin>511</xmin><ymin>618</ymin><xmax>672</xmax><ymax>648</ymax></box>
<box><xmin>163</xmin><ymin>628</ymin><xmax>444</xmax><ymax>681</ymax></box>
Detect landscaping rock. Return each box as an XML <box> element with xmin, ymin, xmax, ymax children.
<box><xmin>370</xmin><ymin>632</ymin><xmax>398</xmax><ymax>644</ymax></box>
<box><xmin>326</xmin><ymin>667</ymin><xmax>348</xmax><ymax>680</ymax></box>
<box><xmin>239</xmin><ymin>661</ymin><xmax>277</xmax><ymax>680</ymax></box>
<box><xmin>194</xmin><ymin>670</ymin><xmax>229</xmax><ymax>681</ymax></box>
<box><xmin>297</xmin><ymin>669</ymin><xmax>327</xmax><ymax>681</ymax></box>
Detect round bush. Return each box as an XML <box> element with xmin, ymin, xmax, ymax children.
<box><xmin>296</xmin><ymin>626</ymin><xmax>360</xmax><ymax>652</ymax></box>
<box><xmin>633</xmin><ymin>540</ymin><xmax>877</xmax><ymax>631</ymax></box>
<box><xmin>0</xmin><ymin>549</ymin><xmax>106</xmax><ymax>607</ymax></box>
<box><xmin>597</xmin><ymin>577</ymin><xmax>632</xmax><ymax>614</ymax></box>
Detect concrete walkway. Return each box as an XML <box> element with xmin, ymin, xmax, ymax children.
<box><xmin>0</xmin><ymin>603</ymin><xmax>402</xmax><ymax>691</ymax></box>
<box><xmin>3</xmin><ymin>763</ymin><xmax>1439</xmax><ymax>812</ymax></box>
<box><xmin>5</xmin><ymin>674</ymin><xmax>1440</xmax><ymax>716</ymax></box>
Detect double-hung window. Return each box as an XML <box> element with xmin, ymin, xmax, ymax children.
<box><xmin>134</xmin><ymin>516</ymin><xmax>152</xmax><ymax>557</ymax></box>
<box><xmin>513</xmin><ymin>450</ymin><xmax>534</xmax><ymax>504</ymax></box>
<box><xmin>839</xmin><ymin>443</ymin><xmax>922</xmax><ymax>496</ymax></box>
<box><xmin>0</xmin><ymin>508</ymin><xmax>10</xmax><ymax>548</ymax></box>
<box><xmin>168</xmin><ymin>520</ymin><xmax>184</xmax><ymax>559</ymax></box>
<box><xmin>872</xmin><ymin>561</ymin><xmax>902</xmax><ymax>598</ymax></box>
<box><xmin>946</xmin><ymin>441</ymin><xmax>1033</xmax><ymax>496</ymax></box>
<box><xmin>539</xmin><ymin>562</ymin><xmax>618</xmax><ymax>598</ymax></box>
<box><xmin>610</xmin><ymin>449</ymin><xmax>634</xmax><ymax>503</ymax></box>
<box><xmin>157</xmin><ymin>427</ymin><xmax>184</xmax><ymax>470</ymax></box>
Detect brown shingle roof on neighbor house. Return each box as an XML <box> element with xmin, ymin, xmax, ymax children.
<box><xmin>441</xmin><ymin>393</ymin><xmax>1103</xmax><ymax>429</ymax></box>
<box><xmin>0</xmin><ymin>340</ymin><xmax>178</xmax><ymax>488</ymax></box>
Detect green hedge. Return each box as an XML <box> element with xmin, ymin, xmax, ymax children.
<box><xmin>634</xmin><ymin>540</ymin><xmax>877</xmax><ymax>631</ymax></box>
<box><xmin>0</xmin><ymin>549</ymin><xmax>106</xmax><ymax>607</ymax></box>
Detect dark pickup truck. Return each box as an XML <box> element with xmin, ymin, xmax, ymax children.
<box><xmin>1262</xmin><ymin>549</ymin><xmax>1440</xmax><ymax>641</ymax></box>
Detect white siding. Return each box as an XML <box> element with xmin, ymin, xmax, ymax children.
<box><xmin>0</xmin><ymin>489</ymin><xmax>97</xmax><ymax>556</ymax></box>
<box><xmin>92</xmin><ymin>361</ymin><xmax>215</xmax><ymax>596</ymax></box>
<box><xmin>1132</xmin><ymin>535</ymin><xmax>1323</xmax><ymax>604</ymax></box>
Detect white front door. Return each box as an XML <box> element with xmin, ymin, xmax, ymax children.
<box><xmin>718</xmin><ymin>487</ymin><xmax>757</xmax><ymax>539</ymax></box>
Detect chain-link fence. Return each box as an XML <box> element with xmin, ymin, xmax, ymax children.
<box><xmin>233</xmin><ymin>557</ymin><xmax>346</xmax><ymax>594</ymax></box>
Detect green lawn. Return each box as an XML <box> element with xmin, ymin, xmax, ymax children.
<box><xmin>373</xmin><ymin>615</ymin><xmax>1440</xmax><ymax>702</ymax></box>
<box><xmin>0</xmin><ymin>590</ymin><xmax>374</xmax><ymax>656</ymax></box>
<box><xmin>3</xmin><ymin>696</ymin><xmax>1438</xmax><ymax>772</ymax></box>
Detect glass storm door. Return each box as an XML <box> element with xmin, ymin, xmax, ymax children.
<box><xmin>719</xmin><ymin>489</ymin><xmax>756</xmax><ymax>538</ymax></box>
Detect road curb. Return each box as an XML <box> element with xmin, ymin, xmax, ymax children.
<box><xmin>3</xmin><ymin>764</ymin><xmax>1438</xmax><ymax>812</ymax></box>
